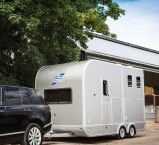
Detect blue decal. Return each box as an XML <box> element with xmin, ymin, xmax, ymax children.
<box><xmin>52</xmin><ymin>73</ymin><xmax>65</xmax><ymax>85</ymax></box>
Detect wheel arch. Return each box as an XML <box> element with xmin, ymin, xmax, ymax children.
<box><xmin>29</xmin><ymin>118</ymin><xmax>44</xmax><ymax>132</ymax></box>
<box><xmin>117</xmin><ymin>124</ymin><xmax>126</xmax><ymax>134</ymax></box>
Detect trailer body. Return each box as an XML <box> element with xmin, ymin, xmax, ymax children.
<box><xmin>35</xmin><ymin>60</ymin><xmax>145</xmax><ymax>137</ymax></box>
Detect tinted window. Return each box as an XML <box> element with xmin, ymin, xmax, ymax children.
<box><xmin>136</xmin><ymin>77</ymin><xmax>141</xmax><ymax>88</ymax></box>
<box><xmin>21</xmin><ymin>88</ymin><xmax>42</xmax><ymax>105</ymax></box>
<box><xmin>44</xmin><ymin>88</ymin><xmax>72</xmax><ymax>104</ymax></box>
<box><xmin>5</xmin><ymin>86</ymin><xmax>21</xmax><ymax>106</ymax></box>
<box><xmin>0</xmin><ymin>87</ymin><xmax>2</xmax><ymax>105</ymax></box>
<box><xmin>35</xmin><ymin>90</ymin><xmax>47</xmax><ymax>105</ymax></box>
<box><xmin>128</xmin><ymin>75</ymin><xmax>132</xmax><ymax>87</ymax></box>
<box><xmin>103</xmin><ymin>80</ymin><xmax>108</xmax><ymax>96</ymax></box>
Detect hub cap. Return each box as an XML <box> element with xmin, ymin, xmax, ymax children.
<box><xmin>130</xmin><ymin>127</ymin><xmax>135</xmax><ymax>137</ymax></box>
<box><xmin>28</xmin><ymin>127</ymin><xmax>41</xmax><ymax>145</ymax></box>
<box><xmin>120</xmin><ymin>128</ymin><xmax>125</xmax><ymax>138</ymax></box>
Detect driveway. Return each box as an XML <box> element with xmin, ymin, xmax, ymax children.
<box><xmin>44</xmin><ymin>123</ymin><xmax>159</xmax><ymax>145</ymax></box>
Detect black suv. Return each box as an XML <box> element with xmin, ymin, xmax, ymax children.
<box><xmin>0</xmin><ymin>85</ymin><xmax>51</xmax><ymax>145</ymax></box>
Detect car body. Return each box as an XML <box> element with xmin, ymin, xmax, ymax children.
<box><xmin>0</xmin><ymin>85</ymin><xmax>51</xmax><ymax>145</ymax></box>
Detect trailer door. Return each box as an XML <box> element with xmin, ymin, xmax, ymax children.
<box><xmin>102</xmin><ymin>78</ymin><xmax>110</xmax><ymax>124</ymax></box>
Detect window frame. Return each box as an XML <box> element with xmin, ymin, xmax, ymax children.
<box><xmin>103</xmin><ymin>80</ymin><xmax>108</xmax><ymax>96</ymax></box>
<box><xmin>136</xmin><ymin>76</ymin><xmax>141</xmax><ymax>88</ymax></box>
<box><xmin>44</xmin><ymin>88</ymin><xmax>72</xmax><ymax>104</ymax></box>
<box><xmin>127</xmin><ymin>75</ymin><xmax>132</xmax><ymax>87</ymax></box>
<box><xmin>0</xmin><ymin>86</ymin><xmax>3</xmax><ymax>105</ymax></box>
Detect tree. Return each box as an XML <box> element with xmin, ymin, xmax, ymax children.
<box><xmin>0</xmin><ymin>0</ymin><xmax>125</xmax><ymax>87</ymax></box>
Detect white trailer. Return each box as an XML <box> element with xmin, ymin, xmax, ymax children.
<box><xmin>35</xmin><ymin>60</ymin><xmax>145</xmax><ymax>138</ymax></box>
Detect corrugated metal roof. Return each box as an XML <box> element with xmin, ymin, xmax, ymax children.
<box><xmin>93</xmin><ymin>34</ymin><xmax>159</xmax><ymax>54</ymax></box>
<box><xmin>84</xmin><ymin>50</ymin><xmax>159</xmax><ymax>73</ymax></box>
<box><xmin>83</xmin><ymin>34</ymin><xmax>159</xmax><ymax>72</ymax></box>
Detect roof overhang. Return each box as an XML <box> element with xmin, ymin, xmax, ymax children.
<box><xmin>81</xmin><ymin>34</ymin><xmax>159</xmax><ymax>73</ymax></box>
<box><xmin>83</xmin><ymin>49</ymin><xmax>159</xmax><ymax>73</ymax></box>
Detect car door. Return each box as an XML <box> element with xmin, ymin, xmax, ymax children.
<box><xmin>0</xmin><ymin>86</ymin><xmax>7</xmax><ymax>135</ymax></box>
<box><xmin>20</xmin><ymin>87</ymin><xmax>34</xmax><ymax>117</ymax></box>
<box><xmin>4</xmin><ymin>86</ymin><xmax>26</xmax><ymax>134</ymax></box>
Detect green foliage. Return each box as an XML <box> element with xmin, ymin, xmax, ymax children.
<box><xmin>0</xmin><ymin>73</ymin><xmax>19</xmax><ymax>85</ymax></box>
<box><xmin>0</xmin><ymin>0</ymin><xmax>125</xmax><ymax>87</ymax></box>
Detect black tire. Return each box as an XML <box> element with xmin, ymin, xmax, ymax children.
<box><xmin>117</xmin><ymin>126</ymin><xmax>126</xmax><ymax>139</ymax></box>
<box><xmin>21</xmin><ymin>123</ymin><xmax>43</xmax><ymax>145</ymax></box>
<box><xmin>127</xmin><ymin>125</ymin><xmax>136</xmax><ymax>138</ymax></box>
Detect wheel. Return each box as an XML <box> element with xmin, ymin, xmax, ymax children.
<box><xmin>21</xmin><ymin>123</ymin><xmax>43</xmax><ymax>145</ymax></box>
<box><xmin>128</xmin><ymin>126</ymin><xmax>135</xmax><ymax>138</ymax></box>
<box><xmin>117</xmin><ymin>126</ymin><xmax>126</xmax><ymax>139</ymax></box>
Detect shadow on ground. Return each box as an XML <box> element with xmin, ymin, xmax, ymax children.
<box><xmin>43</xmin><ymin>134</ymin><xmax>144</xmax><ymax>145</ymax></box>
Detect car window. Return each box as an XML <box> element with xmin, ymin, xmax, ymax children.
<box><xmin>35</xmin><ymin>90</ymin><xmax>47</xmax><ymax>105</ymax></box>
<box><xmin>5</xmin><ymin>86</ymin><xmax>21</xmax><ymax>106</ymax></box>
<box><xmin>0</xmin><ymin>87</ymin><xmax>2</xmax><ymax>105</ymax></box>
<box><xmin>21</xmin><ymin>88</ymin><xmax>42</xmax><ymax>105</ymax></box>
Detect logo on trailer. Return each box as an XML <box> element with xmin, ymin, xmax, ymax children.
<box><xmin>52</xmin><ymin>73</ymin><xmax>65</xmax><ymax>85</ymax></box>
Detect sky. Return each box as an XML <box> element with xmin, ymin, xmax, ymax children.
<box><xmin>107</xmin><ymin>0</ymin><xmax>159</xmax><ymax>51</ymax></box>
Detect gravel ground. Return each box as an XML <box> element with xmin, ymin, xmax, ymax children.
<box><xmin>43</xmin><ymin>123</ymin><xmax>159</xmax><ymax>145</ymax></box>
